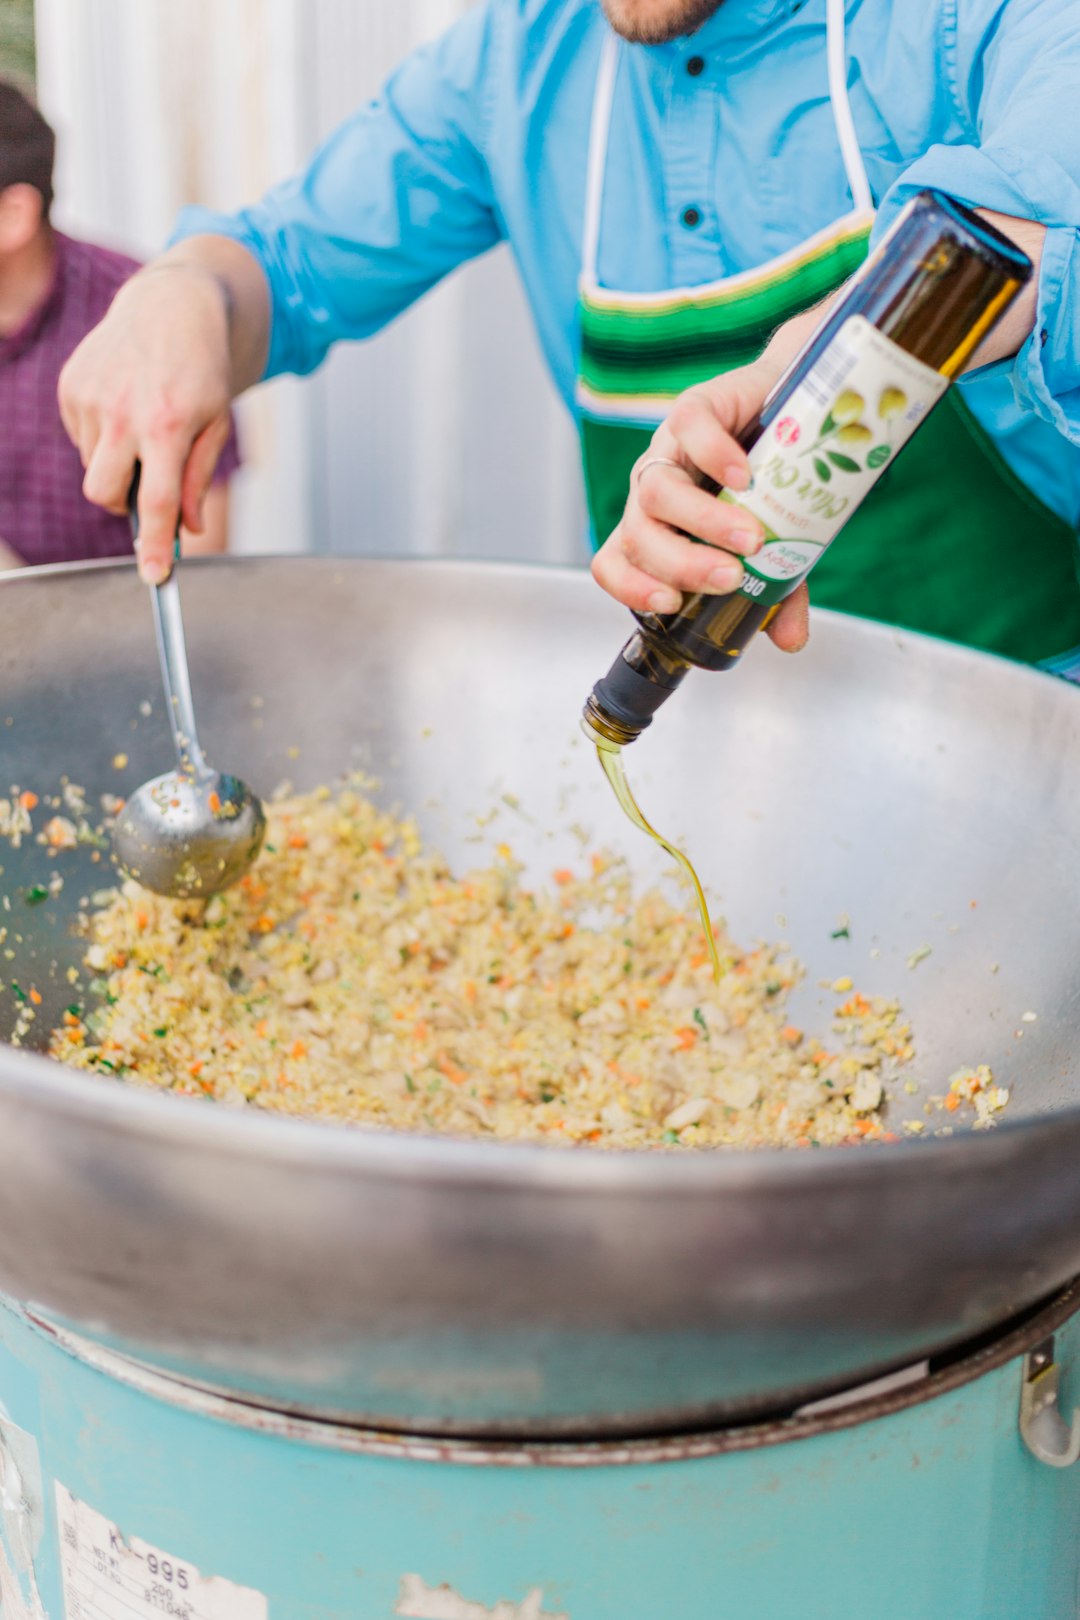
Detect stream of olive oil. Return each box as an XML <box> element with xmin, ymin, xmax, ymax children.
<box><xmin>595</xmin><ymin>743</ymin><xmax>721</xmax><ymax>984</ymax></box>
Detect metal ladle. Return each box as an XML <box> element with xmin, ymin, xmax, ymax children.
<box><xmin>111</xmin><ymin>486</ymin><xmax>266</xmax><ymax>898</ymax></box>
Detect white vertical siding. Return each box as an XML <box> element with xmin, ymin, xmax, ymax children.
<box><xmin>32</xmin><ymin>0</ymin><xmax>587</xmax><ymax>566</ymax></box>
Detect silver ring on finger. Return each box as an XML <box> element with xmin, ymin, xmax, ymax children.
<box><xmin>633</xmin><ymin>455</ymin><xmax>686</xmax><ymax>487</ymax></box>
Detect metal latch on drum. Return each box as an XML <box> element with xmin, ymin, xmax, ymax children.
<box><xmin>1019</xmin><ymin>1337</ymin><xmax>1080</xmax><ymax>1467</ymax></box>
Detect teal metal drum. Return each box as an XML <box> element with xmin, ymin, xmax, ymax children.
<box><xmin>2</xmin><ymin>1285</ymin><xmax>1079</xmax><ymax>1620</ymax></box>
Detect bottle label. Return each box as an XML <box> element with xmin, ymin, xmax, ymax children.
<box><xmin>721</xmin><ymin>314</ymin><xmax>950</xmax><ymax>606</ymax></box>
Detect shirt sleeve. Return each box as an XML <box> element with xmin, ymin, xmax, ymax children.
<box><xmin>170</xmin><ymin>3</ymin><xmax>503</xmax><ymax>380</ymax></box>
<box><xmin>871</xmin><ymin>0</ymin><xmax>1080</xmax><ymax>446</ymax></box>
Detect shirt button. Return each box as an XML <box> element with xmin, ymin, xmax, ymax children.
<box><xmin>681</xmin><ymin>206</ymin><xmax>702</xmax><ymax>229</ymax></box>
<box><xmin>687</xmin><ymin>55</ymin><xmax>705</xmax><ymax>76</ymax></box>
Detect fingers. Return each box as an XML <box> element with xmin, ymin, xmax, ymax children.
<box><xmin>133</xmin><ymin>448</ymin><xmax>186</xmax><ymax>585</ymax></box>
<box><xmin>82</xmin><ymin>420</ymin><xmax>138</xmax><ymax>516</ymax></box>
<box><xmin>663</xmin><ymin>387</ymin><xmax>752</xmax><ymax>491</ymax></box>
<box><xmin>591</xmin><ymin>528</ymin><xmax>683</xmax><ymax>615</ymax></box>
<box><xmin>56</xmin><ymin>264</ymin><xmax>236</xmax><ymax>583</ymax></box>
<box><xmin>180</xmin><ymin>412</ymin><xmax>231</xmax><ymax>533</ymax></box>
<box><xmin>635</xmin><ymin>460</ymin><xmax>763</xmax><ymax>561</ymax></box>
<box><xmin>766</xmin><ymin>584</ymin><xmax>810</xmax><ymax>653</ymax></box>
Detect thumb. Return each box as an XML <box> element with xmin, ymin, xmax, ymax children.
<box><xmin>766</xmin><ymin>584</ymin><xmax>810</xmax><ymax>653</ymax></box>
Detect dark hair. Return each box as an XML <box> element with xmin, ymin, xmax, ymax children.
<box><xmin>0</xmin><ymin>79</ymin><xmax>55</xmax><ymax>216</ymax></box>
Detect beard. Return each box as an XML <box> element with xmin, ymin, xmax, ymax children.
<box><xmin>600</xmin><ymin>0</ymin><xmax>724</xmax><ymax>44</ymax></box>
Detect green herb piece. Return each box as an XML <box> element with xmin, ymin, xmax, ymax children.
<box><xmin>830</xmin><ymin>925</ymin><xmax>851</xmax><ymax>940</ymax></box>
<box><xmin>662</xmin><ymin>1129</ymin><xmax>680</xmax><ymax>1145</ymax></box>
<box><xmin>10</xmin><ymin>982</ymin><xmax>27</xmax><ymax>1004</ymax></box>
<box><xmin>24</xmin><ymin>885</ymin><xmax>48</xmax><ymax>906</ymax></box>
<box><xmin>404</xmin><ymin>1074</ymin><xmax>416</xmax><ymax>1094</ymax></box>
<box><xmin>692</xmin><ymin>1007</ymin><xmax>709</xmax><ymax>1035</ymax></box>
<box><xmin>152</xmin><ymin>1027</ymin><xmax>168</xmax><ymax>1038</ymax></box>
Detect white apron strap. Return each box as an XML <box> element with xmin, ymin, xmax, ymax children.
<box><xmin>582</xmin><ymin>4</ymin><xmax>872</xmax><ymax>289</ymax></box>
<box><xmin>826</xmin><ymin>0</ymin><xmax>873</xmax><ymax>213</ymax></box>
<box><xmin>581</xmin><ymin>31</ymin><xmax>619</xmax><ymax>288</ymax></box>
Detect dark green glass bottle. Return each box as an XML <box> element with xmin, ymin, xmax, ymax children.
<box><xmin>583</xmin><ymin>191</ymin><xmax>1032</xmax><ymax>748</ymax></box>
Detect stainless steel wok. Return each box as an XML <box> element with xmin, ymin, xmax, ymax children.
<box><xmin>0</xmin><ymin>557</ymin><xmax>1079</xmax><ymax>1438</ymax></box>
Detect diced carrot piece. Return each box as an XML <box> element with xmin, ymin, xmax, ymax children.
<box><xmin>18</xmin><ymin>791</ymin><xmax>37</xmax><ymax>811</ymax></box>
<box><xmin>553</xmin><ymin>869</ymin><xmax>574</xmax><ymax>885</ymax></box>
<box><xmin>436</xmin><ymin>1051</ymin><xmax>467</xmax><ymax>1086</ymax></box>
<box><xmin>673</xmin><ymin>1027</ymin><xmax>698</xmax><ymax>1051</ymax></box>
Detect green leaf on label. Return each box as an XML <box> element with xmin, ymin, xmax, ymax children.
<box><xmin>820</xmin><ymin>412</ymin><xmax>836</xmax><ymax>435</ymax></box>
<box><xmin>813</xmin><ymin>457</ymin><xmax>832</xmax><ymax>483</ymax></box>
<box><xmin>826</xmin><ymin>451</ymin><xmax>861</xmax><ymax>474</ymax></box>
<box><xmin>867</xmin><ymin>444</ymin><xmax>892</xmax><ymax>470</ymax></box>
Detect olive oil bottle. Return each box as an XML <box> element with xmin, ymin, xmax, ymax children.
<box><xmin>583</xmin><ymin>191</ymin><xmax>1032</xmax><ymax>745</ymax></box>
<box><xmin>582</xmin><ymin>192</ymin><xmax>1031</xmax><ymax>978</ymax></box>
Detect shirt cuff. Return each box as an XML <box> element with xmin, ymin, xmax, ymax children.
<box><xmin>873</xmin><ymin>146</ymin><xmax>1080</xmax><ymax>449</ymax></box>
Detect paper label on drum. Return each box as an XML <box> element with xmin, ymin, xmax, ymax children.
<box><xmin>54</xmin><ymin>1485</ymin><xmax>267</xmax><ymax>1620</ymax></box>
<box><xmin>0</xmin><ymin>1414</ymin><xmax>45</xmax><ymax>1619</ymax></box>
<box><xmin>722</xmin><ymin>314</ymin><xmax>949</xmax><ymax>606</ymax></box>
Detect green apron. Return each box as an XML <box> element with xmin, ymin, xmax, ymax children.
<box><xmin>576</xmin><ymin>10</ymin><xmax>1080</xmax><ymax>673</ymax></box>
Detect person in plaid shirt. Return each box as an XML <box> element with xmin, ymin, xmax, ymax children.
<box><xmin>0</xmin><ymin>79</ymin><xmax>239</xmax><ymax>570</ymax></box>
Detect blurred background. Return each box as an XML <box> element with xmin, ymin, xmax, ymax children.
<box><xmin>0</xmin><ymin>0</ymin><xmax>587</xmax><ymax>563</ymax></box>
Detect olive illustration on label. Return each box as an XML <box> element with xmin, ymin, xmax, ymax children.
<box><xmin>878</xmin><ymin>385</ymin><xmax>908</xmax><ymax>420</ymax></box>
<box><xmin>837</xmin><ymin>422</ymin><xmax>873</xmax><ymax>445</ymax></box>
<box><xmin>832</xmin><ymin>390</ymin><xmax>866</xmax><ymax>424</ymax></box>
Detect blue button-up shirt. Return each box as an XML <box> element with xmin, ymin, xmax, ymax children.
<box><xmin>175</xmin><ymin>0</ymin><xmax>1080</xmax><ymax>530</ymax></box>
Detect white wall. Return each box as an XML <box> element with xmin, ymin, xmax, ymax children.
<box><xmin>32</xmin><ymin>0</ymin><xmax>587</xmax><ymax>565</ymax></box>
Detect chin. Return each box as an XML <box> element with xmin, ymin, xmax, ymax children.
<box><xmin>600</xmin><ymin>0</ymin><xmax>723</xmax><ymax>44</ymax></box>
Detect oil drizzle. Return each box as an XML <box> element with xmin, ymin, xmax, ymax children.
<box><xmin>595</xmin><ymin>742</ymin><xmax>721</xmax><ymax>984</ymax></box>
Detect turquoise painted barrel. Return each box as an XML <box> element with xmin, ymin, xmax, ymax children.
<box><xmin>1</xmin><ymin>1292</ymin><xmax>1079</xmax><ymax>1620</ymax></box>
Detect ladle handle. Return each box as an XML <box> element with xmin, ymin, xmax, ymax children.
<box><xmin>128</xmin><ymin>469</ymin><xmax>211</xmax><ymax>782</ymax></box>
